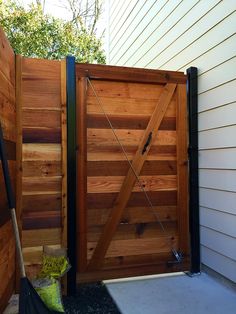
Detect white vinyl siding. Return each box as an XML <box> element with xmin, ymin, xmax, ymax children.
<box><xmin>199</xmin><ymin>148</ymin><xmax>236</xmax><ymax>170</ymax></box>
<box><xmin>107</xmin><ymin>0</ymin><xmax>236</xmax><ymax>282</ymax></box>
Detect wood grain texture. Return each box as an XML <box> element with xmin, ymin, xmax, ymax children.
<box><xmin>22</xmin><ymin>176</ymin><xmax>61</xmax><ymax>195</ymax></box>
<box><xmin>22</xmin><ymin>109</ymin><xmax>61</xmax><ymax>128</ymax></box>
<box><xmin>102</xmin><ymin>255</ymin><xmax>188</xmax><ymax>273</ymax></box>
<box><xmin>0</xmin><ymin>70</ymin><xmax>16</xmax><ymax>101</ymax></box>
<box><xmin>80</xmin><ymin>72</ymin><xmax>189</xmax><ymax>279</ymax></box>
<box><xmin>23</xmin><ymin>127</ymin><xmax>61</xmax><ymax>143</ymax></box>
<box><xmin>87</xmin><ymin>96</ymin><xmax>176</xmax><ymax>116</ymax></box>
<box><xmin>87</xmin><ymin>114</ymin><xmax>176</xmax><ymax>130</ymax></box>
<box><xmin>23</xmin><ymin>245</ymin><xmax>62</xmax><ymax>265</ymax></box>
<box><xmin>101</xmin><ymin>252</ymin><xmax>177</xmax><ymax>269</ymax></box>
<box><xmin>87</xmin><ymin>222</ymin><xmax>177</xmax><ymax>242</ymax></box>
<box><xmin>88</xmin><ymin>83</ymin><xmax>176</xmax><ymax>270</ymax></box>
<box><xmin>77</xmin><ymin>260</ymin><xmax>190</xmax><ymax>283</ymax></box>
<box><xmin>23</xmin><ymin>144</ymin><xmax>61</xmax><ymax>161</ymax></box>
<box><xmin>87</xmin><ymin>188</ymin><xmax>177</xmax><ymax>211</ymax></box>
<box><xmin>22</xmin><ymin>161</ymin><xmax>61</xmax><ymax>177</ymax></box>
<box><xmin>87</xmin><ymin>129</ymin><xmax>176</xmax><ymax>147</ymax></box>
<box><xmin>23</xmin><ymin>59</ymin><xmax>64</xmax><ymax>292</ymax></box>
<box><xmin>0</xmin><ymin>105</ymin><xmax>16</xmax><ymax>143</ymax></box>
<box><xmin>0</xmin><ymin>28</ymin><xmax>15</xmax><ymax>82</ymax></box>
<box><xmin>87</xmin><ymin>148</ymin><xmax>176</xmax><ymax>164</ymax></box>
<box><xmin>176</xmin><ymin>84</ymin><xmax>189</xmax><ymax>254</ymax></box>
<box><xmin>87</xmin><ymin>175</ymin><xmax>177</xmax><ymax>193</ymax></box>
<box><xmin>15</xmin><ymin>58</ymin><xmax>189</xmax><ymax>285</ymax></box>
<box><xmin>86</xmin><ymin>80</ymin><xmax>164</xmax><ymax>99</ymax></box>
<box><xmin>0</xmin><ymin>221</ymin><xmax>15</xmax><ymax>311</ymax></box>
<box><xmin>87</xmin><ymin>191</ymin><xmax>177</xmax><ymax>210</ymax></box>
<box><xmin>88</xmin><ymin>236</ymin><xmax>177</xmax><ymax>259</ymax></box>
<box><xmin>0</xmin><ymin>28</ymin><xmax>16</xmax><ymax>310</ymax></box>
<box><xmin>22</xmin><ymin>106</ymin><xmax>61</xmax><ymax>144</ymax></box>
<box><xmin>87</xmin><ymin>160</ymin><xmax>177</xmax><ymax>176</ymax></box>
<box><xmin>87</xmin><ymin>206</ymin><xmax>177</xmax><ymax>226</ymax></box>
<box><xmin>23</xmin><ymin>248</ymin><xmax>42</xmax><ymax>265</ymax></box>
<box><xmin>87</xmin><ymin>146</ymin><xmax>177</xmax><ymax>161</ymax></box>
<box><xmin>22</xmin><ymin>228</ymin><xmax>61</xmax><ymax>247</ymax></box>
<box><xmin>76</xmin><ymin>77</ymin><xmax>87</xmax><ymax>272</ymax></box>
<box><xmin>20</xmin><ymin>57</ymin><xmax>63</xmax><ymax>283</ymax></box>
<box><xmin>76</xmin><ymin>63</ymin><xmax>187</xmax><ymax>83</ymax></box>
<box><xmin>22</xmin><ymin>58</ymin><xmax>61</xmax><ymax>109</ymax></box>
<box><xmin>15</xmin><ymin>55</ymin><xmax>23</xmax><ymax>292</ymax></box>
<box><xmin>22</xmin><ymin>193</ymin><xmax>61</xmax><ymax>213</ymax></box>
<box><xmin>22</xmin><ymin>210</ymin><xmax>61</xmax><ymax>230</ymax></box>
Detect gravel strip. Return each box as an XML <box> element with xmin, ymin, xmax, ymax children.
<box><xmin>63</xmin><ymin>282</ymin><xmax>121</xmax><ymax>314</ymax></box>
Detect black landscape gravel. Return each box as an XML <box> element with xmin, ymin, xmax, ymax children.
<box><xmin>63</xmin><ymin>282</ymin><xmax>121</xmax><ymax>314</ymax></box>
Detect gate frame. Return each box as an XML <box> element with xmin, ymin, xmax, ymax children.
<box><xmin>66</xmin><ymin>62</ymin><xmax>199</xmax><ymax>294</ymax></box>
<box><xmin>66</xmin><ymin>56</ymin><xmax>77</xmax><ymax>295</ymax></box>
<box><xmin>187</xmin><ymin>67</ymin><xmax>200</xmax><ymax>275</ymax></box>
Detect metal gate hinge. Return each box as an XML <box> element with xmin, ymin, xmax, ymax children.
<box><xmin>188</xmin><ymin>145</ymin><xmax>198</xmax><ymax>155</ymax></box>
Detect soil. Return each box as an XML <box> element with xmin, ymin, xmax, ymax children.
<box><xmin>63</xmin><ymin>282</ymin><xmax>121</xmax><ymax>314</ymax></box>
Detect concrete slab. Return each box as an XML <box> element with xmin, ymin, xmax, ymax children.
<box><xmin>105</xmin><ymin>272</ymin><xmax>236</xmax><ymax>314</ymax></box>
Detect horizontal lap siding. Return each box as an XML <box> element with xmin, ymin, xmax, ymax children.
<box><xmin>21</xmin><ymin>58</ymin><xmax>62</xmax><ymax>270</ymax></box>
<box><xmin>0</xmin><ymin>28</ymin><xmax>16</xmax><ymax>312</ymax></box>
<box><xmin>107</xmin><ymin>0</ymin><xmax>236</xmax><ymax>282</ymax></box>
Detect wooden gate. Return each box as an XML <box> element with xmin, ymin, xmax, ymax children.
<box><xmin>75</xmin><ymin>64</ymin><xmax>189</xmax><ymax>283</ymax></box>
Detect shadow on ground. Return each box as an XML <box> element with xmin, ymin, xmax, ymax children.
<box><xmin>63</xmin><ymin>282</ymin><xmax>121</xmax><ymax>314</ymax></box>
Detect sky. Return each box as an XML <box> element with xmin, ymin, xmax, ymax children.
<box><xmin>19</xmin><ymin>0</ymin><xmax>73</xmax><ymax>20</ymax></box>
<box><xmin>19</xmin><ymin>0</ymin><xmax>107</xmax><ymax>37</ymax></box>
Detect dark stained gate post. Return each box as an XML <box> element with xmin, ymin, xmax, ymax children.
<box><xmin>187</xmin><ymin>67</ymin><xmax>200</xmax><ymax>274</ymax></box>
<box><xmin>66</xmin><ymin>56</ymin><xmax>77</xmax><ymax>294</ymax></box>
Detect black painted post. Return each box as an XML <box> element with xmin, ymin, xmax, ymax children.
<box><xmin>187</xmin><ymin>67</ymin><xmax>200</xmax><ymax>274</ymax></box>
<box><xmin>66</xmin><ymin>56</ymin><xmax>77</xmax><ymax>294</ymax></box>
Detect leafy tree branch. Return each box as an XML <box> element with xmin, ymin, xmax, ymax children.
<box><xmin>0</xmin><ymin>0</ymin><xmax>106</xmax><ymax>63</ymax></box>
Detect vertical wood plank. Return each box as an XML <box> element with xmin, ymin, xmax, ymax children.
<box><xmin>76</xmin><ymin>77</ymin><xmax>87</xmax><ymax>272</ymax></box>
<box><xmin>176</xmin><ymin>84</ymin><xmax>189</xmax><ymax>255</ymax></box>
<box><xmin>61</xmin><ymin>59</ymin><xmax>67</xmax><ymax>293</ymax></box>
<box><xmin>15</xmin><ymin>54</ymin><xmax>23</xmax><ymax>291</ymax></box>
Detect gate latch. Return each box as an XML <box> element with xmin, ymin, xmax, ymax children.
<box><xmin>142</xmin><ymin>132</ymin><xmax>152</xmax><ymax>154</ymax></box>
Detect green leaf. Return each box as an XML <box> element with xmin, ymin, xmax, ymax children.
<box><xmin>0</xmin><ymin>0</ymin><xmax>106</xmax><ymax>63</ymax></box>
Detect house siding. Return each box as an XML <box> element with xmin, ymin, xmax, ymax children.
<box><xmin>106</xmin><ymin>0</ymin><xmax>236</xmax><ymax>282</ymax></box>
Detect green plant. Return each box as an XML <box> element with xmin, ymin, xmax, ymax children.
<box><xmin>0</xmin><ymin>0</ymin><xmax>105</xmax><ymax>63</ymax></box>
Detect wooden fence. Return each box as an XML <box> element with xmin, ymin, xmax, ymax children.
<box><xmin>74</xmin><ymin>63</ymin><xmax>190</xmax><ymax>283</ymax></box>
<box><xmin>0</xmin><ymin>29</ymin><xmax>16</xmax><ymax>312</ymax></box>
<box><xmin>0</xmin><ymin>28</ymin><xmax>192</xmax><ymax>307</ymax></box>
<box><xmin>16</xmin><ymin>57</ymin><xmax>65</xmax><ymax>278</ymax></box>
<box><xmin>15</xmin><ymin>59</ymin><xmax>190</xmax><ymax>285</ymax></box>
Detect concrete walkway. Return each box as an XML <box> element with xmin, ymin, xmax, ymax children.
<box><xmin>105</xmin><ymin>272</ymin><xmax>236</xmax><ymax>314</ymax></box>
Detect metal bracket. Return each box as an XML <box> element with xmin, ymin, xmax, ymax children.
<box><xmin>173</xmin><ymin>249</ymin><xmax>183</xmax><ymax>262</ymax></box>
<box><xmin>167</xmin><ymin>249</ymin><xmax>183</xmax><ymax>266</ymax></box>
<box><xmin>185</xmin><ymin>271</ymin><xmax>201</xmax><ymax>277</ymax></box>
